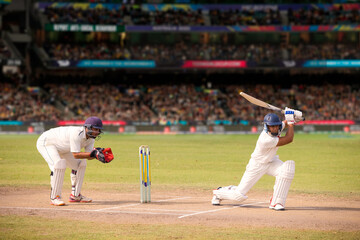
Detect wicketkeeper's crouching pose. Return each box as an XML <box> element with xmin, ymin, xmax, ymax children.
<box><xmin>212</xmin><ymin>108</ymin><xmax>301</xmax><ymax>210</ymax></box>
<box><xmin>36</xmin><ymin>116</ymin><xmax>114</xmax><ymax>206</ymax></box>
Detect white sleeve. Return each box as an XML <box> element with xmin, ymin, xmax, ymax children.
<box><xmin>84</xmin><ymin>140</ymin><xmax>95</xmax><ymax>152</ymax></box>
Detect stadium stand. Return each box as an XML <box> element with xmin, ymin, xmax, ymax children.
<box><xmin>0</xmin><ymin>1</ymin><xmax>359</xmax><ymax>133</ymax></box>
<box><xmin>2</xmin><ymin>72</ymin><xmax>359</xmax><ymax>124</ymax></box>
<box><xmin>44</xmin><ymin>42</ymin><xmax>360</xmax><ymax>61</ymax></box>
<box><xmin>40</xmin><ymin>4</ymin><xmax>360</xmax><ymax>26</ymax></box>
<box><xmin>1</xmin><ymin>73</ymin><xmax>61</xmax><ymax>121</ymax></box>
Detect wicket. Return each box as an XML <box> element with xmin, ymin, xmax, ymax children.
<box><xmin>139</xmin><ymin>145</ymin><xmax>151</xmax><ymax>203</ymax></box>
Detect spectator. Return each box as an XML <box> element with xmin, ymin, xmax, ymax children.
<box><xmin>45</xmin><ymin>42</ymin><xmax>360</xmax><ymax>63</ymax></box>
<box><xmin>2</xmin><ymin>74</ymin><xmax>359</xmax><ymax>123</ymax></box>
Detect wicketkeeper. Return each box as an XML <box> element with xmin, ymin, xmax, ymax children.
<box><xmin>36</xmin><ymin>116</ymin><xmax>114</xmax><ymax>206</ymax></box>
<box><xmin>212</xmin><ymin>108</ymin><xmax>301</xmax><ymax>210</ymax></box>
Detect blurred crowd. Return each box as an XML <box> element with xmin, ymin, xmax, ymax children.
<box><xmin>210</xmin><ymin>7</ymin><xmax>360</xmax><ymax>26</ymax></box>
<box><xmin>44</xmin><ymin>83</ymin><xmax>156</xmax><ymax>123</ymax></box>
<box><xmin>1</xmin><ymin>75</ymin><xmax>359</xmax><ymax>124</ymax></box>
<box><xmin>147</xmin><ymin>85</ymin><xmax>227</xmax><ymax>125</ymax></box>
<box><xmin>45</xmin><ymin>42</ymin><xmax>360</xmax><ymax>62</ymax></box>
<box><xmin>44</xmin><ymin>5</ymin><xmax>127</xmax><ymax>25</ymax></box>
<box><xmin>209</xmin><ymin>9</ymin><xmax>281</xmax><ymax>25</ymax></box>
<box><xmin>41</xmin><ymin>83</ymin><xmax>229</xmax><ymax>125</ymax></box>
<box><xmin>225</xmin><ymin>84</ymin><xmax>359</xmax><ymax>124</ymax></box>
<box><xmin>129</xmin><ymin>8</ymin><xmax>205</xmax><ymax>26</ymax></box>
<box><xmin>43</xmin><ymin>5</ymin><xmax>205</xmax><ymax>26</ymax></box>
<box><xmin>42</xmin><ymin>5</ymin><xmax>360</xmax><ymax>25</ymax></box>
<box><xmin>288</xmin><ymin>7</ymin><xmax>360</xmax><ymax>25</ymax></box>
<box><xmin>0</xmin><ymin>74</ymin><xmax>61</xmax><ymax>122</ymax></box>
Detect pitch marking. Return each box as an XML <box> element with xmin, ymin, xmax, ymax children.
<box><xmin>0</xmin><ymin>206</ymin><xmax>182</xmax><ymax>216</ymax></box>
<box><xmin>154</xmin><ymin>196</ymin><xmax>192</xmax><ymax>202</ymax></box>
<box><xmin>95</xmin><ymin>196</ymin><xmax>192</xmax><ymax>211</ymax></box>
<box><xmin>178</xmin><ymin>201</ymin><xmax>267</xmax><ymax>219</ymax></box>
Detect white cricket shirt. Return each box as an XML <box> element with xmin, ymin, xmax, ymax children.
<box><xmin>42</xmin><ymin>126</ymin><xmax>95</xmax><ymax>153</ymax></box>
<box><xmin>250</xmin><ymin>122</ymin><xmax>285</xmax><ymax>163</ymax></box>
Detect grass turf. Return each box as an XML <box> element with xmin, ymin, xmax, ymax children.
<box><xmin>1</xmin><ymin>215</ymin><xmax>359</xmax><ymax>240</ymax></box>
<box><xmin>0</xmin><ymin>134</ymin><xmax>359</xmax><ymax>196</ymax></box>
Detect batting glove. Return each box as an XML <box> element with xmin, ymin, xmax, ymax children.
<box><xmin>285</xmin><ymin>107</ymin><xmax>295</xmax><ymax>125</ymax></box>
<box><xmin>294</xmin><ymin>110</ymin><xmax>304</xmax><ymax>123</ymax></box>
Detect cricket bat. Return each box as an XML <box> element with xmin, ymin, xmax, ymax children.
<box><xmin>239</xmin><ymin>91</ymin><xmax>305</xmax><ymax>120</ymax></box>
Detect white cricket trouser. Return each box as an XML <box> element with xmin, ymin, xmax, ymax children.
<box><xmin>237</xmin><ymin>156</ymin><xmax>284</xmax><ymax>195</ymax></box>
<box><xmin>36</xmin><ymin>134</ymin><xmax>82</xmax><ymax>171</ymax></box>
<box><xmin>37</xmin><ymin>134</ymin><xmax>87</xmax><ymax>199</ymax></box>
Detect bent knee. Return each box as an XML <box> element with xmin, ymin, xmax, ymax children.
<box><xmin>279</xmin><ymin>160</ymin><xmax>295</xmax><ymax>179</ymax></box>
<box><xmin>54</xmin><ymin>159</ymin><xmax>66</xmax><ymax>169</ymax></box>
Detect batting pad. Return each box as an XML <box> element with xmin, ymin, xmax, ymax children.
<box><xmin>213</xmin><ymin>186</ymin><xmax>248</xmax><ymax>203</ymax></box>
<box><xmin>270</xmin><ymin>160</ymin><xmax>295</xmax><ymax>207</ymax></box>
<box><xmin>51</xmin><ymin>159</ymin><xmax>66</xmax><ymax>199</ymax></box>
<box><xmin>71</xmin><ymin>160</ymin><xmax>87</xmax><ymax>197</ymax></box>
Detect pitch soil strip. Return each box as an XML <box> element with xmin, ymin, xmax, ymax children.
<box><xmin>0</xmin><ymin>187</ymin><xmax>359</xmax><ymax>231</ymax></box>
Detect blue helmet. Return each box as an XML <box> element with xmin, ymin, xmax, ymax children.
<box><xmin>84</xmin><ymin>116</ymin><xmax>103</xmax><ymax>139</ymax></box>
<box><xmin>263</xmin><ymin>113</ymin><xmax>282</xmax><ymax>136</ymax></box>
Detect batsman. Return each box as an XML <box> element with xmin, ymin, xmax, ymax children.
<box><xmin>212</xmin><ymin>108</ymin><xmax>301</xmax><ymax>210</ymax></box>
<box><xmin>36</xmin><ymin>116</ymin><xmax>114</xmax><ymax>206</ymax></box>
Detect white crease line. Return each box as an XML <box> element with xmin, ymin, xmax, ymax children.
<box><xmin>94</xmin><ymin>203</ymin><xmax>141</xmax><ymax>211</ymax></box>
<box><xmin>178</xmin><ymin>201</ymin><xmax>267</xmax><ymax>219</ymax></box>
<box><xmin>1</xmin><ymin>206</ymin><xmax>101</xmax><ymax>212</ymax></box>
<box><xmin>178</xmin><ymin>207</ymin><xmax>233</xmax><ymax>219</ymax></box>
<box><xmin>154</xmin><ymin>196</ymin><xmax>192</xmax><ymax>202</ymax></box>
<box><xmin>126</xmin><ymin>208</ymin><xmax>198</xmax><ymax>213</ymax></box>
<box><xmin>91</xmin><ymin>196</ymin><xmax>192</xmax><ymax>212</ymax></box>
<box><xmin>0</xmin><ymin>206</ymin><xmax>182</xmax><ymax>216</ymax></box>
<box><xmin>101</xmin><ymin>210</ymin><xmax>182</xmax><ymax>216</ymax></box>
<box><xmin>95</xmin><ymin>194</ymin><xmax>190</xmax><ymax>198</ymax></box>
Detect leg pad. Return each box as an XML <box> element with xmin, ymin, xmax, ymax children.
<box><xmin>270</xmin><ymin>160</ymin><xmax>295</xmax><ymax>207</ymax></box>
<box><xmin>71</xmin><ymin>160</ymin><xmax>87</xmax><ymax>197</ymax></box>
<box><xmin>51</xmin><ymin>159</ymin><xmax>66</xmax><ymax>199</ymax></box>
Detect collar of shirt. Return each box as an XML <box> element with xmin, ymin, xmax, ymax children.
<box><xmin>79</xmin><ymin>127</ymin><xmax>89</xmax><ymax>140</ymax></box>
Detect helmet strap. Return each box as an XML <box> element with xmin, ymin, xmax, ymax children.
<box><xmin>85</xmin><ymin>126</ymin><xmax>102</xmax><ymax>139</ymax></box>
<box><xmin>266</xmin><ymin>124</ymin><xmax>281</xmax><ymax>137</ymax></box>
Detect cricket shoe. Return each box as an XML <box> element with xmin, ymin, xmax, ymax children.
<box><xmin>69</xmin><ymin>194</ymin><xmax>92</xmax><ymax>203</ymax></box>
<box><xmin>269</xmin><ymin>203</ymin><xmax>285</xmax><ymax>211</ymax></box>
<box><xmin>51</xmin><ymin>196</ymin><xmax>65</xmax><ymax>206</ymax></box>
<box><xmin>211</xmin><ymin>195</ymin><xmax>221</xmax><ymax>205</ymax></box>
<box><xmin>212</xmin><ymin>187</ymin><xmax>222</xmax><ymax>205</ymax></box>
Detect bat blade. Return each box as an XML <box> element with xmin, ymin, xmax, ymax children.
<box><xmin>239</xmin><ymin>92</ymin><xmax>283</xmax><ymax>113</ymax></box>
<box><xmin>239</xmin><ymin>92</ymin><xmax>305</xmax><ymax>121</ymax></box>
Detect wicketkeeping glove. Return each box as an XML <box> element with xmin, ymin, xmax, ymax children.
<box><xmin>102</xmin><ymin>148</ymin><xmax>114</xmax><ymax>163</ymax></box>
<box><xmin>284</xmin><ymin>107</ymin><xmax>295</xmax><ymax>125</ymax></box>
<box><xmin>90</xmin><ymin>147</ymin><xmax>105</xmax><ymax>163</ymax></box>
<box><xmin>90</xmin><ymin>147</ymin><xmax>114</xmax><ymax>163</ymax></box>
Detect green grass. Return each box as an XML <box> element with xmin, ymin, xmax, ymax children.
<box><xmin>0</xmin><ymin>134</ymin><xmax>359</xmax><ymax>196</ymax></box>
<box><xmin>1</xmin><ymin>215</ymin><xmax>359</xmax><ymax>240</ymax></box>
